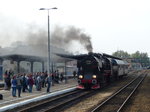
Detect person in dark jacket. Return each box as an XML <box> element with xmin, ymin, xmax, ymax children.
<box><xmin>22</xmin><ymin>73</ymin><xmax>28</xmax><ymax>92</ymax></box>
<box><xmin>4</xmin><ymin>70</ymin><xmax>11</xmax><ymax>90</ymax></box>
<box><xmin>11</xmin><ymin>75</ymin><xmax>17</xmax><ymax>97</ymax></box>
<box><xmin>6</xmin><ymin>75</ymin><xmax>11</xmax><ymax>90</ymax></box>
<box><xmin>16</xmin><ymin>74</ymin><xmax>22</xmax><ymax>97</ymax></box>
<box><xmin>46</xmin><ymin>74</ymin><xmax>52</xmax><ymax>93</ymax></box>
<box><xmin>60</xmin><ymin>73</ymin><xmax>64</xmax><ymax>82</ymax></box>
<box><xmin>27</xmin><ymin>74</ymin><xmax>34</xmax><ymax>93</ymax></box>
<box><xmin>73</xmin><ymin>71</ymin><xmax>77</xmax><ymax>79</ymax></box>
<box><xmin>36</xmin><ymin>74</ymin><xmax>42</xmax><ymax>91</ymax></box>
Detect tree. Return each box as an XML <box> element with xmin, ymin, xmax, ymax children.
<box><xmin>131</xmin><ymin>51</ymin><xmax>150</xmax><ymax>67</ymax></box>
<box><xmin>112</xmin><ymin>50</ymin><xmax>130</xmax><ymax>58</ymax></box>
<box><xmin>112</xmin><ymin>50</ymin><xmax>150</xmax><ymax>67</ymax></box>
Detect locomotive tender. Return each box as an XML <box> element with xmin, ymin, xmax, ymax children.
<box><xmin>57</xmin><ymin>52</ymin><xmax>129</xmax><ymax>89</ymax></box>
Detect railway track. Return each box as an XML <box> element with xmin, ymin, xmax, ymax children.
<box><xmin>90</xmin><ymin>74</ymin><xmax>147</xmax><ymax>112</ymax></box>
<box><xmin>13</xmin><ymin>89</ymin><xmax>97</xmax><ymax>112</ymax></box>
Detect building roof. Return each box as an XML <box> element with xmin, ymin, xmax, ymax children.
<box><xmin>0</xmin><ymin>54</ymin><xmax>73</xmax><ymax>63</ymax></box>
<box><xmin>0</xmin><ymin>54</ymin><xmax>46</xmax><ymax>62</ymax></box>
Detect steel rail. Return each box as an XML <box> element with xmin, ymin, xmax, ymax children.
<box><xmin>18</xmin><ymin>89</ymin><xmax>82</xmax><ymax>112</ymax></box>
<box><xmin>117</xmin><ymin>74</ymin><xmax>147</xmax><ymax>112</ymax></box>
<box><xmin>91</xmin><ymin>74</ymin><xmax>146</xmax><ymax>112</ymax></box>
<box><xmin>44</xmin><ymin>91</ymin><xmax>95</xmax><ymax>112</ymax></box>
<box><xmin>18</xmin><ymin>90</ymin><xmax>98</xmax><ymax>112</ymax></box>
<box><xmin>17</xmin><ymin>89</ymin><xmax>98</xmax><ymax>112</ymax></box>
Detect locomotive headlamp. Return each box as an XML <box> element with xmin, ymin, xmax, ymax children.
<box><xmin>79</xmin><ymin>75</ymin><xmax>83</xmax><ymax>79</ymax></box>
<box><xmin>92</xmin><ymin>75</ymin><xmax>97</xmax><ymax>79</ymax></box>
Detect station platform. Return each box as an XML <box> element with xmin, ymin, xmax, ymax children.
<box><xmin>0</xmin><ymin>78</ymin><xmax>78</xmax><ymax>110</ymax></box>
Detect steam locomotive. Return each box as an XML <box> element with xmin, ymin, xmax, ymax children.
<box><xmin>57</xmin><ymin>52</ymin><xmax>129</xmax><ymax>89</ymax></box>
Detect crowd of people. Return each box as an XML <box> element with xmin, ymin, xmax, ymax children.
<box><xmin>3</xmin><ymin>70</ymin><xmax>65</xmax><ymax>97</ymax></box>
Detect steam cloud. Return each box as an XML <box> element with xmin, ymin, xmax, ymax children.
<box><xmin>0</xmin><ymin>22</ymin><xmax>93</xmax><ymax>56</ymax></box>
<box><xmin>23</xmin><ymin>25</ymin><xmax>93</xmax><ymax>55</ymax></box>
<box><xmin>51</xmin><ymin>26</ymin><xmax>93</xmax><ymax>53</ymax></box>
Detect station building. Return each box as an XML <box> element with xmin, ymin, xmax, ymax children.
<box><xmin>0</xmin><ymin>45</ymin><xmax>77</xmax><ymax>80</ymax></box>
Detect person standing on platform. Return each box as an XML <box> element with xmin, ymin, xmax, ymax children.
<box><xmin>11</xmin><ymin>75</ymin><xmax>17</xmax><ymax>97</ymax></box>
<box><xmin>4</xmin><ymin>70</ymin><xmax>8</xmax><ymax>90</ymax></box>
<box><xmin>16</xmin><ymin>74</ymin><xmax>22</xmax><ymax>97</ymax></box>
<box><xmin>51</xmin><ymin>72</ymin><xmax>55</xmax><ymax>86</ymax></box>
<box><xmin>7</xmin><ymin>72</ymin><xmax>11</xmax><ymax>90</ymax></box>
<box><xmin>56</xmin><ymin>70</ymin><xmax>60</xmax><ymax>83</ymax></box>
<box><xmin>36</xmin><ymin>74</ymin><xmax>42</xmax><ymax>91</ymax></box>
<box><xmin>73</xmin><ymin>71</ymin><xmax>77</xmax><ymax>79</ymax></box>
<box><xmin>27</xmin><ymin>74</ymin><xmax>34</xmax><ymax>93</ymax></box>
<box><xmin>60</xmin><ymin>73</ymin><xmax>64</xmax><ymax>82</ymax></box>
<box><xmin>41</xmin><ymin>72</ymin><xmax>45</xmax><ymax>88</ymax></box>
<box><xmin>4</xmin><ymin>70</ymin><xmax>11</xmax><ymax>90</ymax></box>
<box><xmin>22</xmin><ymin>73</ymin><xmax>28</xmax><ymax>92</ymax></box>
<box><xmin>46</xmin><ymin>74</ymin><xmax>52</xmax><ymax>93</ymax></box>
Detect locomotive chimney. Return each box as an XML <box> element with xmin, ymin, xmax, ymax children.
<box><xmin>88</xmin><ymin>52</ymin><xmax>93</xmax><ymax>55</ymax></box>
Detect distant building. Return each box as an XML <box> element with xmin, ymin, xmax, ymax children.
<box><xmin>123</xmin><ymin>58</ymin><xmax>143</xmax><ymax>70</ymax></box>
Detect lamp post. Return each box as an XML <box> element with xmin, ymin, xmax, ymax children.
<box><xmin>39</xmin><ymin>7</ymin><xmax>57</xmax><ymax>75</ymax></box>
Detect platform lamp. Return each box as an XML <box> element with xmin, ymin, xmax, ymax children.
<box><xmin>39</xmin><ymin>7</ymin><xmax>57</xmax><ymax>75</ymax></box>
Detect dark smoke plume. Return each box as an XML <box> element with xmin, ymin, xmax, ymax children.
<box><xmin>25</xmin><ymin>25</ymin><xmax>93</xmax><ymax>55</ymax></box>
<box><xmin>51</xmin><ymin>26</ymin><xmax>93</xmax><ymax>53</ymax></box>
<box><xmin>0</xmin><ymin>24</ymin><xmax>93</xmax><ymax>57</ymax></box>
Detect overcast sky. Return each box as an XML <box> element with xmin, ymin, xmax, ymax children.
<box><xmin>0</xmin><ymin>0</ymin><xmax>150</xmax><ymax>56</ymax></box>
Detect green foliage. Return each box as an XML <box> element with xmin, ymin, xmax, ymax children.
<box><xmin>112</xmin><ymin>50</ymin><xmax>130</xmax><ymax>58</ymax></box>
<box><xmin>112</xmin><ymin>50</ymin><xmax>150</xmax><ymax>67</ymax></box>
<box><xmin>131</xmin><ymin>51</ymin><xmax>149</xmax><ymax>67</ymax></box>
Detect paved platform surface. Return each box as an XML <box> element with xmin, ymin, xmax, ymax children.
<box><xmin>0</xmin><ymin>78</ymin><xmax>78</xmax><ymax>108</ymax></box>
